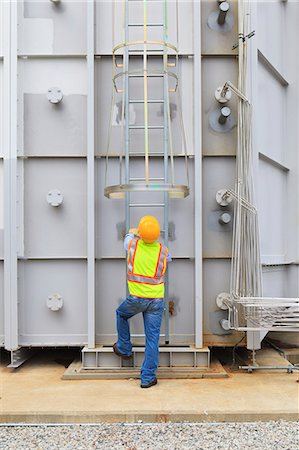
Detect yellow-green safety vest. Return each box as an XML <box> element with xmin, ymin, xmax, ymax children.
<box><xmin>127</xmin><ymin>237</ymin><xmax>168</xmax><ymax>299</ymax></box>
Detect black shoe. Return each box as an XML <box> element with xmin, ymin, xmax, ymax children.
<box><xmin>140</xmin><ymin>378</ymin><xmax>158</xmax><ymax>388</ymax></box>
<box><xmin>112</xmin><ymin>343</ymin><xmax>132</xmax><ymax>359</ymax></box>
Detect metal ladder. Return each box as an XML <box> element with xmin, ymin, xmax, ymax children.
<box><xmin>124</xmin><ymin>0</ymin><xmax>172</xmax><ymax>343</ymax></box>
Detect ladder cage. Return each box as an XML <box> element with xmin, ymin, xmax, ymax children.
<box><xmin>104</xmin><ymin>0</ymin><xmax>190</xmax><ymax>199</ymax></box>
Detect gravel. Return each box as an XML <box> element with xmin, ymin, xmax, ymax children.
<box><xmin>0</xmin><ymin>421</ymin><xmax>298</xmax><ymax>450</ymax></box>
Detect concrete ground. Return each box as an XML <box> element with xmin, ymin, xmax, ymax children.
<box><xmin>0</xmin><ymin>348</ymin><xmax>298</xmax><ymax>423</ymax></box>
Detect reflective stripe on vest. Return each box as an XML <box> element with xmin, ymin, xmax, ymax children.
<box><xmin>127</xmin><ymin>237</ymin><xmax>138</xmax><ymax>273</ymax></box>
<box><xmin>127</xmin><ymin>273</ymin><xmax>164</xmax><ymax>285</ymax></box>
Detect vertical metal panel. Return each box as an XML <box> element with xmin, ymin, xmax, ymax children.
<box><xmin>95</xmin><ymin>260</ymin><xmax>125</xmax><ymax>344</ymax></box>
<box><xmin>202</xmin><ymin>57</ymin><xmax>238</xmax><ymax>156</ymax></box>
<box><xmin>262</xmin><ymin>266</ymin><xmax>287</xmax><ymax>298</ymax></box>
<box><xmin>1</xmin><ymin>10</ymin><xmax>5</xmax><ymax>256</ymax></box>
<box><xmin>284</xmin><ymin>2</ymin><xmax>299</xmax><ymax>270</ymax></box>
<box><xmin>257</xmin><ymin>0</ymin><xmax>285</xmax><ymax>73</ymax></box>
<box><xmin>286</xmin><ymin>265</ymin><xmax>299</xmax><ymax>298</ymax></box>
<box><xmin>201</xmin><ymin>0</ymin><xmax>238</xmax><ymax>55</ymax></box>
<box><xmin>202</xmin><ymin>157</ymin><xmax>235</xmax><ymax>258</ymax></box>
<box><xmin>0</xmin><ymin>1</ymin><xmax>3</xmax><ymax>55</ymax></box>
<box><xmin>18</xmin><ymin>260</ymin><xmax>88</xmax><ymax>345</ymax></box>
<box><xmin>0</xmin><ymin>62</ymin><xmax>3</xmax><ymax>157</ymax></box>
<box><xmin>19</xmin><ymin>0</ymin><xmax>87</xmax><ymax>55</ymax></box>
<box><xmin>168</xmin><ymin>260</ymin><xmax>195</xmax><ymax>343</ymax></box>
<box><xmin>257</xmin><ymin>63</ymin><xmax>287</xmax><ymax>164</ymax></box>
<box><xmin>0</xmin><ymin>262</ymin><xmax>4</xmax><ymax>345</ymax></box>
<box><xmin>23</xmin><ymin>94</ymin><xmax>87</xmax><ymax>157</ymax></box>
<box><xmin>3</xmin><ymin>0</ymin><xmax>19</xmax><ymax>351</ymax></box>
<box><xmin>203</xmin><ymin>259</ymin><xmax>244</xmax><ymax>346</ymax></box>
<box><xmin>259</xmin><ymin>160</ymin><xmax>287</xmax><ymax>264</ymax></box>
<box><xmin>0</xmin><ymin>161</ymin><xmax>3</xmax><ymax>257</ymax></box>
<box><xmin>24</xmin><ymin>159</ymin><xmax>87</xmax><ymax>257</ymax></box>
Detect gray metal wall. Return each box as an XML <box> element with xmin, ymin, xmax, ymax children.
<box><xmin>0</xmin><ymin>1</ymin><xmax>298</xmax><ymax>349</ymax></box>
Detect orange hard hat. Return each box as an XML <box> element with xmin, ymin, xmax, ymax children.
<box><xmin>138</xmin><ymin>216</ymin><xmax>160</xmax><ymax>244</ymax></box>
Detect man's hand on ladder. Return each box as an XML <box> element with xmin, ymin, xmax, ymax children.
<box><xmin>129</xmin><ymin>228</ymin><xmax>140</xmax><ymax>237</ymax></box>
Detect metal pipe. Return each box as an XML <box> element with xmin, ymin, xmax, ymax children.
<box><xmin>218</xmin><ymin>106</ymin><xmax>231</xmax><ymax>124</ymax></box>
<box><xmin>218</xmin><ymin>1</ymin><xmax>230</xmax><ymax>25</ymax></box>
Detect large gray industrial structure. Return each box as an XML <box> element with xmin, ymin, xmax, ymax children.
<box><xmin>0</xmin><ymin>0</ymin><xmax>298</xmax><ymax>371</ymax></box>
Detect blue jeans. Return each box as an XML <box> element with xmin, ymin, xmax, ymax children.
<box><xmin>116</xmin><ymin>295</ymin><xmax>165</xmax><ymax>384</ymax></box>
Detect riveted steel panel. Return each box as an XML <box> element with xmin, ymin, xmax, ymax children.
<box><xmin>24</xmin><ymin>159</ymin><xmax>87</xmax><ymax>257</ymax></box>
<box><xmin>96</xmin><ymin>259</ymin><xmax>195</xmax><ymax>345</ymax></box>
<box><xmin>96</xmin><ymin>158</ymin><xmax>194</xmax><ymax>258</ymax></box>
<box><xmin>202</xmin><ymin>156</ymin><xmax>235</xmax><ymax>258</ymax></box>
<box><xmin>18</xmin><ymin>260</ymin><xmax>88</xmax><ymax>346</ymax></box>
<box><xmin>0</xmin><ymin>262</ymin><xmax>4</xmax><ymax>345</ymax></box>
<box><xmin>201</xmin><ymin>0</ymin><xmax>238</xmax><ymax>56</ymax></box>
<box><xmin>202</xmin><ymin>57</ymin><xmax>238</xmax><ymax>156</ymax></box>
<box><xmin>95</xmin><ymin>56</ymin><xmax>193</xmax><ymax>156</ymax></box>
<box><xmin>19</xmin><ymin>0</ymin><xmax>87</xmax><ymax>55</ymax></box>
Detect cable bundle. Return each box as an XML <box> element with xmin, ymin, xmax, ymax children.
<box><xmin>230</xmin><ymin>0</ymin><xmax>263</xmax><ymax>299</ymax></box>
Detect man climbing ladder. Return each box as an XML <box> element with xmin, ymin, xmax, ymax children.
<box><xmin>113</xmin><ymin>216</ymin><xmax>172</xmax><ymax>388</ymax></box>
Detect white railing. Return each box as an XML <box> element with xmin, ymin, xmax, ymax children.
<box><xmin>224</xmin><ymin>297</ymin><xmax>299</xmax><ymax>332</ymax></box>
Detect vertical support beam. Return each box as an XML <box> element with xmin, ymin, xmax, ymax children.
<box><xmin>124</xmin><ymin>0</ymin><xmax>130</xmax><ymax>298</ymax></box>
<box><xmin>163</xmin><ymin>0</ymin><xmax>169</xmax><ymax>343</ymax></box>
<box><xmin>125</xmin><ymin>0</ymin><xmax>130</xmax><ymax>231</ymax></box>
<box><xmin>193</xmin><ymin>0</ymin><xmax>203</xmax><ymax>348</ymax></box>
<box><xmin>87</xmin><ymin>0</ymin><xmax>96</xmax><ymax>348</ymax></box>
<box><xmin>3</xmin><ymin>0</ymin><xmax>19</xmax><ymax>351</ymax></box>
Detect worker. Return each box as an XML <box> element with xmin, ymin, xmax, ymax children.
<box><xmin>113</xmin><ymin>216</ymin><xmax>171</xmax><ymax>388</ymax></box>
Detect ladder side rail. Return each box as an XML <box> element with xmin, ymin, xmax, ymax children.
<box><xmin>163</xmin><ymin>0</ymin><xmax>170</xmax><ymax>344</ymax></box>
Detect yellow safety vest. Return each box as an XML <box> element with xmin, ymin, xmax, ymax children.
<box><xmin>127</xmin><ymin>237</ymin><xmax>168</xmax><ymax>299</ymax></box>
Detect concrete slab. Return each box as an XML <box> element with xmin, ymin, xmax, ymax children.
<box><xmin>0</xmin><ymin>349</ymin><xmax>298</xmax><ymax>424</ymax></box>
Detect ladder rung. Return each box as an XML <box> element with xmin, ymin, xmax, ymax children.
<box><xmin>128</xmin><ymin>49</ymin><xmax>164</xmax><ymax>53</ymax></box>
<box><xmin>129</xmin><ymin>152</ymin><xmax>165</xmax><ymax>156</ymax></box>
<box><xmin>129</xmin><ymin>99</ymin><xmax>164</xmax><ymax>104</ymax></box>
<box><xmin>129</xmin><ymin>73</ymin><xmax>164</xmax><ymax>78</ymax></box>
<box><xmin>128</xmin><ymin>23</ymin><xmax>164</xmax><ymax>27</ymax></box>
<box><xmin>129</xmin><ymin>204</ymin><xmax>165</xmax><ymax>208</ymax></box>
<box><xmin>129</xmin><ymin>177</ymin><xmax>165</xmax><ymax>181</ymax></box>
<box><xmin>129</xmin><ymin>125</ymin><xmax>164</xmax><ymax>129</ymax></box>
